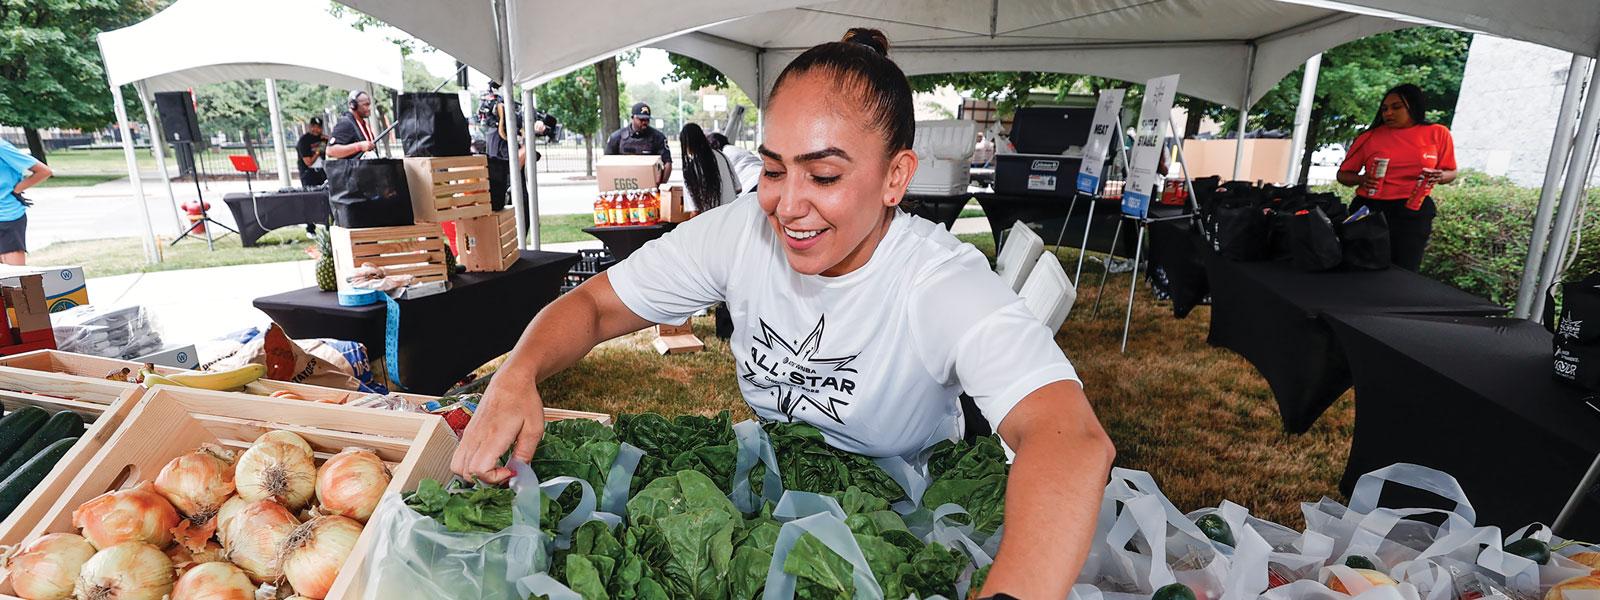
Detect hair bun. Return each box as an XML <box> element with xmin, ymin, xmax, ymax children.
<box><xmin>841</xmin><ymin>28</ymin><xmax>890</xmax><ymax>55</ymax></box>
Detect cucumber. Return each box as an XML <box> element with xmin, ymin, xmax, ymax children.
<box><xmin>0</xmin><ymin>436</ymin><xmax>77</xmax><ymax>519</ymax></box>
<box><xmin>0</xmin><ymin>411</ymin><xmax>84</xmax><ymax>477</ymax></box>
<box><xmin>1153</xmin><ymin>583</ymin><xmax>1198</xmax><ymax>600</ymax></box>
<box><xmin>0</xmin><ymin>406</ymin><xmax>50</xmax><ymax>466</ymax></box>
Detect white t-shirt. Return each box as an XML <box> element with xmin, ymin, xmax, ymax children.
<box><xmin>608</xmin><ymin>194</ymin><xmax>1080</xmax><ymax>458</ymax></box>
<box><xmin>721</xmin><ymin>145</ymin><xmax>766</xmax><ymax>193</ymax></box>
<box><xmin>685</xmin><ymin>151</ymin><xmax>741</xmax><ymax>213</ymax></box>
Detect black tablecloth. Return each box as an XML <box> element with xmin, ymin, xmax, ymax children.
<box><xmin>252</xmin><ymin>251</ymin><xmax>577</xmax><ymax>395</ymax></box>
<box><xmin>1206</xmin><ymin>254</ymin><xmax>1506</xmax><ymax>432</ymax></box>
<box><xmin>902</xmin><ymin>193</ymin><xmax>969</xmax><ymax>230</ymax></box>
<box><xmin>972</xmin><ymin>192</ymin><xmax>1139</xmax><ymax>257</ymax></box>
<box><xmin>1325</xmin><ymin>313</ymin><xmax>1599</xmax><ymax>538</ymax></box>
<box><xmin>223</xmin><ymin>189</ymin><xmax>331</xmax><ymax>247</ymax></box>
<box><xmin>584</xmin><ymin>223</ymin><xmax>677</xmax><ymax>261</ymax></box>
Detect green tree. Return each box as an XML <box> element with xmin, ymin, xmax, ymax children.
<box><xmin>402</xmin><ymin>57</ymin><xmax>455</xmax><ymax>93</ymax></box>
<box><xmin>664</xmin><ymin>54</ymin><xmax>727</xmax><ymax>89</ymax></box>
<box><xmin>538</xmin><ymin>65</ymin><xmax>603</xmax><ymax>174</ymax></box>
<box><xmin>0</xmin><ymin>0</ymin><xmax>162</xmax><ymax>163</ymax></box>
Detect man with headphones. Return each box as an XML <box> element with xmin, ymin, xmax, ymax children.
<box><xmin>327</xmin><ymin>90</ymin><xmax>379</xmax><ymax>159</ymax></box>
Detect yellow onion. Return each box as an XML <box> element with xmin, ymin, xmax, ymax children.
<box><xmin>1</xmin><ymin>532</ymin><xmax>97</xmax><ymax>600</ymax></box>
<box><xmin>314</xmin><ymin>448</ymin><xmax>390</xmax><ymax>522</ymax></box>
<box><xmin>235</xmin><ymin>439</ymin><xmax>316</xmax><ymax>511</ymax></box>
<box><xmin>165</xmin><ymin>539</ymin><xmax>226</xmax><ymax>575</ymax></box>
<box><xmin>73</xmin><ymin>541</ymin><xmax>174</xmax><ymax>600</ymax></box>
<box><xmin>213</xmin><ymin>496</ymin><xmax>247</xmax><ymax>546</ymax></box>
<box><xmin>280</xmin><ymin>515</ymin><xmax>363</xmax><ymax>599</ymax></box>
<box><xmin>169</xmin><ymin>561</ymin><xmax>257</xmax><ymax>600</ymax></box>
<box><xmin>72</xmin><ymin>481</ymin><xmax>180</xmax><ymax>550</ymax></box>
<box><xmin>222</xmin><ymin>499</ymin><xmax>298</xmax><ymax>583</ymax></box>
<box><xmin>154</xmin><ymin>445</ymin><xmax>235</xmax><ymax>521</ymax></box>
<box><xmin>256</xmin><ymin>430</ymin><xmax>313</xmax><ymax>457</ymax></box>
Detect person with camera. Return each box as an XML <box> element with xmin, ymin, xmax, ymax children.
<box><xmin>479</xmin><ymin>82</ymin><xmax>550</xmax><ymax>211</ymax></box>
<box><xmin>327</xmin><ymin>90</ymin><xmax>378</xmax><ymax>160</ymax></box>
<box><xmin>295</xmin><ymin>117</ymin><xmax>329</xmax><ymax>187</ymax></box>
<box><xmin>0</xmin><ymin>139</ymin><xmax>51</xmax><ymax>265</ymax></box>
<box><xmin>604</xmin><ymin>102</ymin><xmax>672</xmax><ymax>185</ymax></box>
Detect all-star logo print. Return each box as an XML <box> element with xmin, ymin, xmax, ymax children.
<box><xmin>740</xmin><ymin>316</ymin><xmax>860</xmax><ymax>424</ymax></box>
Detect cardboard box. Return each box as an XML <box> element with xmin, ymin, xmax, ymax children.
<box><xmin>134</xmin><ymin>344</ymin><xmax>201</xmax><ymax>370</ymax></box>
<box><xmin>2</xmin><ymin>274</ymin><xmax>52</xmax><ymax>334</ymax></box>
<box><xmin>0</xmin><ymin>266</ymin><xmax>88</xmax><ymax>313</ymax></box>
<box><xmin>660</xmin><ymin>184</ymin><xmax>693</xmax><ymax>223</ymax></box>
<box><xmin>653</xmin><ymin>321</ymin><xmax>704</xmax><ymax>355</ymax></box>
<box><xmin>597</xmin><ymin>155</ymin><xmax>663</xmax><ymax>192</ymax></box>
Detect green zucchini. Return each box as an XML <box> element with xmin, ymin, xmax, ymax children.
<box><xmin>0</xmin><ymin>436</ymin><xmax>77</xmax><ymax>519</ymax></box>
<box><xmin>0</xmin><ymin>406</ymin><xmax>50</xmax><ymax>466</ymax></box>
<box><xmin>0</xmin><ymin>411</ymin><xmax>84</xmax><ymax>477</ymax></box>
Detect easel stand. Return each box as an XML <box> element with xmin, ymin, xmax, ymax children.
<box><xmin>170</xmin><ymin>141</ymin><xmax>236</xmax><ymax>250</ymax></box>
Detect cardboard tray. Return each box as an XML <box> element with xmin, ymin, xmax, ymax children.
<box><xmin>0</xmin><ymin>366</ymin><xmax>144</xmax><ymax>549</ymax></box>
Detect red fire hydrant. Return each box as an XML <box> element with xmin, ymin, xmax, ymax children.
<box><xmin>181</xmin><ymin>199</ymin><xmax>210</xmax><ymax>235</ymax></box>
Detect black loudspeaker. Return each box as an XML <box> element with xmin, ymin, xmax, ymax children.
<box><xmin>154</xmin><ymin>92</ymin><xmax>202</xmax><ymax>146</ymax></box>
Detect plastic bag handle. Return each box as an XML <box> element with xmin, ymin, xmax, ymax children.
<box><xmin>763</xmin><ymin>511</ymin><xmax>884</xmax><ymax>600</ymax></box>
<box><xmin>509</xmin><ymin>461</ymin><xmax>546</xmax><ymax>527</ymax></box>
<box><xmin>599</xmin><ymin>443</ymin><xmax>645</xmax><ymax>516</ymax></box>
<box><xmin>773</xmin><ymin>491</ymin><xmax>847</xmax><ymax>522</ymax></box>
<box><xmin>731</xmin><ymin>420</ymin><xmax>785</xmax><ymax>513</ymax></box>
<box><xmin>871</xmin><ymin>454</ymin><xmax>928</xmax><ymax>507</ymax></box>
<box><xmin>539</xmin><ymin>475</ymin><xmax>610</xmax><ymax>549</ymax></box>
<box><xmin>517</xmin><ymin>573</ymin><xmax>582</xmax><ymax>600</ymax></box>
<box><xmin>1219</xmin><ymin>521</ymin><xmax>1272</xmax><ymax>600</ymax></box>
<box><xmin>1348</xmin><ymin>464</ymin><xmax>1476</xmax><ymax>525</ymax></box>
<box><xmin>928</xmin><ymin>503</ymin><xmax>995</xmax><ymax>568</ymax></box>
<box><xmin>1104</xmin><ymin>494</ymin><xmax>1175</xmax><ymax>590</ymax></box>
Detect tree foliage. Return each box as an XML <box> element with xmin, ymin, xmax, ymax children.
<box><xmin>538</xmin><ymin>65</ymin><xmax>603</xmax><ymax>138</ymax></box>
<box><xmin>664</xmin><ymin>54</ymin><xmax>728</xmax><ymax>90</ymax></box>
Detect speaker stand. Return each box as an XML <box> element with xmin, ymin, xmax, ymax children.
<box><xmin>169</xmin><ymin>141</ymin><xmax>236</xmax><ymax>250</ymax></box>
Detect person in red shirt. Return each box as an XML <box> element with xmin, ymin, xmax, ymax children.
<box><xmin>1336</xmin><ymin>83</ymin><xmax>1458</xmax><ymax>270</ymax></box>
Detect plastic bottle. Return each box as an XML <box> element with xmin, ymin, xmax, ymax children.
<box><xmin>608</xmin><ymin>192</ymin><xmax>626</xmax><ymax>226</ymax></box>
<box><xmin>593</xmin><ymin>193</ymin><xmax>609</xmax><ymax>226</ymax></box>
<box><xmin>628</xmin><ymin>192</ymin><xmax>645</xmax><ymax>225</ymax></box>
<box><xmin>645</xmin><ymin>190</ymin><xmax>661</xmax><ymax>224</ymax></box>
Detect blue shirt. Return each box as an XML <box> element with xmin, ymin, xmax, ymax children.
<box><xmin>0</xmin><ymin>140</ymin><xmax>37</xmax><ymax>222</ymax></box>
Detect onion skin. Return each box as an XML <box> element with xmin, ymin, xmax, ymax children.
<box><xmin>281</xmin><ymin>515</ymin><xmax>363</xmax><ymax>599</ymax></box>
<box><xmin>213</xmin><ymin>496</ymin><xmax>246</xmax><ymax>547</ymax></box>
<box><xmin>314</xmin><ymin>448</ymin><xmax>390</xmax><ymax>522</ymax></box>
<box><xmin>235</xmin><ymin>440</ymin><xmax>316</xmax><ymax>511</ymax></box>
<box><xmin>2</xmin><ymin>532</ymin><xmax>96</xmax><ymax>600</ymax></box>
<box><xmin>169</xmin><ymin>561</ymin><xmax>256</xmax><ymax>600</ymax></box>
<box><xmin>154</xmin><ymin>446</ymin><xmax>235</xmax><ymax>520</ymax></box>
<box><xmin>254</xmin><ymin>430</ymin><xmax>312</xmax><ymax>457</ymax></box>
<box><xmin>221</xmin><ymin>500</ymin><xmax>298</xmax><ymax>584</ymax></box>
<box><xmin>73</xmin><ymin>541</ymin><xmax>174</xmax><ymax>600</ymax></box>
<box><xmin>165</xmin><ymin>539</ymin><xmax>226</xmax><ymax>576</ymax></box>
<box><xmin>72</xmin><ymin>481</ymin><xmax>180</xmax><ymax>550</ymax></box>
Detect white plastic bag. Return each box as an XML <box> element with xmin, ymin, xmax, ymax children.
<box><xmin>354</xmin><ymin>462</ymin><xmax>551</xmax><ymax>600</ymax></box>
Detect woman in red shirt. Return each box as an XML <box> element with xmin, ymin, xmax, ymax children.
<box><xmin>1336</xmin><ymin>84</ymin><xmax>1458</xmax><ymax>270</ymax></box>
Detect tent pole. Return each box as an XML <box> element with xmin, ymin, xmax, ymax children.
<box><xmin>110</xmin><ymin>84</ymin><xmax>160</xmax><ymax>265</ymax></box>
<box><xmin>494</xmin><ymin>0</ymin><xmax>528</xmax><ymax>250</ymax></box>
<box><xmin>1533</xmin><ymin>61</ymin><xmax>1600</xmax><ymax>322</ymax></box>
<box><xmin>1233</xmin><ymin>44</ymin><xmax>1257</xmax><ymax>180</ymax></box>
<box><xmin>523</xmin><ymin>87</ymin><xmax>541</xmax><ymax>250</ymax></box>
<box><xmin>1286</xmin><ymin>54</ymin><xmax>1322</xmax><ymax>185</ymax></box>
<box><xmin>265</xmin><ymin>79</ymin><xmax>291</xmax><ymax>188</ymax></box>
<box><xmin>1516</xmin><ymin>54</ymin><xmax>1591</xmax><ymax>319</ymax></box>
<box><xmin>134</xmin><ymin>82</ymin><xmax>184</xmax><ymax>234</ymax></box>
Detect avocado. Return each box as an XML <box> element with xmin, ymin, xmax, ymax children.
<box><xmin>1504</xmin><ymin>538</ymin><xmax>1550</xmax><ymax>565</ymax></box>
<box><xmin>1153</xmin><ymin>583</ymin><xmax>1198</xmax><ymax>600</ymax></box>
<box><xmin>1196</xmin><ymin>513</ymin><xmax>1236</xmax><ymax>547</ymax></box>
<box><xmin>1344</xmin><ymin>555</ymin><xmax>1378</xmax><ymax>570</ymax></box>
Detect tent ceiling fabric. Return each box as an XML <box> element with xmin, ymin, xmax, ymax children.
<box><xmin>98</xmin><ymin>0</ymin><xmax>402</xmax><ymax>92</ymax></box>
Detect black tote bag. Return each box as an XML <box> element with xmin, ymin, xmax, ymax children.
<box><xmin>326</xmin><ymin>158</ymin><xmax>414</xmax><ymax>228</ymax></box>
<box><xmin>1338</xmin><ymin>211</ymin><xmax>1391</xmax><ymax>271</ymax></box>
<box><xmin>397</xmin><ymin>93</ymin><xmax>472</xmax><ymax>157</ymax></box>
<box><xmin>1288</xmin><ymin>206</ymin><xmax>1343</xmax><ymax>271</ymax></box>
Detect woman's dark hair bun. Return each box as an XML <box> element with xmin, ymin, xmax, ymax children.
<box><xmin>841</xmin><ymin>28</ymin><xmax>889</xmax><ymax>55</ymax></box>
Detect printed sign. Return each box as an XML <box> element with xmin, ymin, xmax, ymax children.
<box><xmin>1077</xmin><ymin>88</ymin><xmax>1127</xmax><ymax>195</ymax></box>
<box><xmin>1122</xmin><ymin>75</ymin><xmax>1179</xmax><ymax>219</ymax></box>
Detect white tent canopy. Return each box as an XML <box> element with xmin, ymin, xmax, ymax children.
<box><xmin>98</xmin><ymin>0</ymin><xmax>401</xmax><ymax>263</ymax></box>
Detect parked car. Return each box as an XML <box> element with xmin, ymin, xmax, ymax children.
<box><xmin>1312</xmin><ymin>143</ymin><xmax>1346</xmax><ymax>167</ymax></box>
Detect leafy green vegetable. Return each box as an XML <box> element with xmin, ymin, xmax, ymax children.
<box><xmin>404</xmin><ymin>479</ymin><xmax>516</xmax><ymax>533</ymax></box>
<box><xmin>756</xmin><ymin>423</ymin><xmax>904</xmax><ymax>502</ymax></box>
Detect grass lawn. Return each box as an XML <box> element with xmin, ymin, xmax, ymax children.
<box><xmin>30</xmin><ymin>229</ymin><xmax>313</xmax><ymax>278</ymax></box>
<box><xmin>35</xmin><ymin>174</ymin><xmax>122</xmax><ymax>188</ymax></box>
<box><xmin>39</xmin><ymin>148</ymin><xmax>161</xmax><ymax>176</ymax></box>
<box><xmin>539</xmin><ymin>213</ymin><xmax>598</xmax><ymax>244</ymax></box>
<box><xmin>508</xmin><ymin>233</ymin><xmax>1350</xmax><ymax>527</ymax></box>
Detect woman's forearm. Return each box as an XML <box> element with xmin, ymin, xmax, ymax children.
<box><xmin>1439</xmin><ymin>169</ymin><xmax>1458</xmax><ymax>184</ymax></box>
<box><xmin>982</xmin><ymin>383</ymin><xmax>1116</xmax><ymax>598</ymax></box>
<box><xmin>15</xmin><ymin>163</ymin><xmax>51</xmax><ymax>193</ymax></box>
<box><xmin>1335</xmin><ymin>170</ymin><xmax>1362</xmax><ymax>187</ymax></box>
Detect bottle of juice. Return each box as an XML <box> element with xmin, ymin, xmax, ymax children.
<box><xmin>608</xmin><ymin>192</ymin><xmax>626</xmax><ymax>226</ymax></box>
<box><xmin>628</xmin><ymin>192</ymin><xmax>645</xmax><ymax>225</ymax></box>
<box><xmin>593</xmin><ymin>194</ymin><xmax>609</xmax><ymax>226</ymax></box>
<box><xmin>645</xmin><ymin>190</ymin><xmax>661</xmax><ymax>224</ymax></box>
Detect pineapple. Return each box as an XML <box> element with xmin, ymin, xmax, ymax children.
<box><xmin>313</xmin><ymin>226</ymin><xmax>337</xmax><ymax>291</ymax></box>
<box><xmin>444</xmin><ymin>242</ymin><xmax>461</xmax><ymax>275</ymax></box>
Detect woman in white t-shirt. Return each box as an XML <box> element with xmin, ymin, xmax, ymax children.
<box><xmin>679</xmin><ymin>122</ymin><xmax>739</xmax><ymax>212</ymax></box>
<box><xmin>454</xmin><ymin>27</ymin><xmax>1114</xmax><ymax>598</ymax></box>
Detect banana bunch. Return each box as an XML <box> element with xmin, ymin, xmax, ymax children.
<box><xmin>141</xmin><ymin>363</ymin><xmax>268</xmax><ymax>391</ymax></box>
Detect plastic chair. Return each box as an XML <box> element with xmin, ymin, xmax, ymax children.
<box><xmin>1019</xmin><ymin>251</ymin><xmax>1077</xmax><ymax>332</ymax></box>
<box><xmin>994</xmin><ymin>220</ymin><xmax>1045</xmax><ymax>292</ymax></box>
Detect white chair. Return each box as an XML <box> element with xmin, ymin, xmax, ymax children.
<box><xmin>994</xmin><ymin>220</ymin><xmax>1044</xmax><ymax>293</ymax></box>
<box><xmin>1018</xmin><ymin>251</ymin><xmax>1077</xmax><ymax>332</ymax></box>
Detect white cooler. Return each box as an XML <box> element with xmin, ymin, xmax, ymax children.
<box><xmin>909</xmin><ymin>120</ymin><xmax>977</xmax><ymax>196</ymax></box>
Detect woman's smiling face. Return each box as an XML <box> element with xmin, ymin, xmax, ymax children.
<box><xmin>758</xmin><ymin>71</ymin><xmax>916</xmax><ymax>277</ymax></box>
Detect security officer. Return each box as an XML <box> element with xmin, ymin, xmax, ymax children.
<box><xmin>605</xmin><ymin>102</ymin><xmax>671</xmax><ymax>184</ymax></box>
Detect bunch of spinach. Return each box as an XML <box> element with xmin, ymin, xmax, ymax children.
<box><xmin>921</xmin><ymin>435</ymin><xmax>1009</xmax><ymax>535</ymax></box>
<box><xmin>403</xmin><ymin>479</ymin><xmax>519</xmax><ymax>534</ymax></box>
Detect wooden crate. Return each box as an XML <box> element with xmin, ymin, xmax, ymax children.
<box><xmin>0</xmin><ymin>386</ymin><xmax>457</xmax><ymax>600</ymax></box>
<box><xmin>455</xmin><ymin>209</ymin><xmax>519</xmax><ymax>272</ymax></box>
<box><xmin>330</xmin><ymin>224</ymin><xmax>450</xmax><ymax>291</ymax></box>
<box><xmin>403</xmin><ymin>156</ymin><xmax>493</xmax><ymax>222</ymax></box>
<box><xmin>0</xmin><ymin>350</ymin><xmax>613</xmax><ymax>424</ymax></box>
<box><xmin>0</xmin><ymin>366</ymin><xmax>143</xmax><ymax>549</ymax></box>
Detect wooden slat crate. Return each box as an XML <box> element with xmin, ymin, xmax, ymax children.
<box><xmin>0</xmin><ymin>366</ymin><xmax>143</xmax><ymax>549</ymax></box>
<box><xmin>330</xmin><ymin>224</ymin><xmax>451</xmax><ymax>291</ymax></box>
<box><xmin>455</xmin><ymin>209</ymin><xmax>519</xmax><ymax>272</ymax></box>
<box><xmin>0</xmin><ymin>350</ymin><xmax>613</xmax><ymax>424</ymax></box>
<box><xmin>0</xmin><ymin>386</ymin><xmax>458</xmax><ymax>600</ymax></box>
<box><xmin>403</xmin><ymin>155</ymin><xmax>493</xmax><ymax>222</ymax></box>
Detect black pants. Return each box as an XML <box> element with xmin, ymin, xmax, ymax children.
<box><xmin>299</xmin><ymin>169</ymin><xmax>326</xmax><ymax>188</ymax></box>
<box><xmin>1351</xmin><ymin>196</ymin><xmax>1435</xmax><ymax>271</ymax></box>
<box><xmin>486</xmin><ymin>157</ymin><xmax>510</xmax><ymax>211</ymax></box>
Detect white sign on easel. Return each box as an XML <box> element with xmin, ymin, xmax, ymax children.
<box><xmin>1121</xmin><ymin>75</ymin><xmax>1180</xmax><ymax>219</ymax></box>
<box><xmin>1077</xmin><ymin>88</ymin><xmax>1127</xmax><ymax>195</ymax></box>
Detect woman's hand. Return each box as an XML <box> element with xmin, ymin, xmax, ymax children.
<box><xmin>1360</xmin><ymin>170</ymin><xmax>1383</xmax><ymax>190</ymax></box>
<box><xmin>1420</xmin><ymin>168</ymin><xmax>1447</xmax><ymax>184</ymax></box>
<box><xmin>452</xmin><ymin>369</ymin><xmax>545</xmax><ymax>484</ymax></box>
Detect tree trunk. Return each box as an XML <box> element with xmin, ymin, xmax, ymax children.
<box><xmin>1297</xmin><ymin>98</ymin><xmax>1325</xmax><ymax>185</ymax></box>
<box><xmin>1184</xmin><ymin>105</ymin><xmax>1204</xmax><ymax>139</ymax></box>
<box><xmin>585</xmin><ymin>133</ymin><xmax>595</xmax><ymax>177</ymax></box>
<box><xmin>597</xmin><ymin>57</ymin><xmax>621</xmax><ymax>139</ymax></box>
<box><xmin>22</xmin><ymin>128</ymin><xmax>46</xmax><ymax>164</ymax></box>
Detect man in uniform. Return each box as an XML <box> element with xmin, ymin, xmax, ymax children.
<box><xmin>605</xmin><ymin>102</ymin><xmax>671</xmax><ymax>184</ymax></box>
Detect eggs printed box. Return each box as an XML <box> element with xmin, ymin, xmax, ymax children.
<box><xmin>0</xmin><ymin>265</ymin><xmax>88</xmax><ymax>313</ymax></box>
